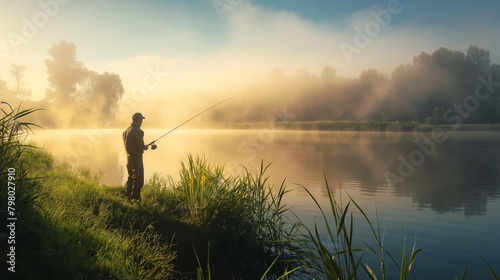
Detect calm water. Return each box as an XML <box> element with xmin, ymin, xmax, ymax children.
<box><xmin>29</xmin><ymin>129</ymin><xmax>500</xmax><ymax>279</ymax></box>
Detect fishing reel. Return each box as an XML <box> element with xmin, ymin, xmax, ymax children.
<box><xmin>151</xmin><ymin>143</ymin><xmax>157</xmax><ymax>150</ymax></box>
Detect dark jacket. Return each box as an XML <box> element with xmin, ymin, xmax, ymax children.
<box><xmin>123</xmin><ymin>124</ymin><xmax>146</xmax><ymax>156</ymax></box>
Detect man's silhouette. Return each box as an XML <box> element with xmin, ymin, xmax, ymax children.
<box><xmin>123</xmin><ymin>112</ymin><xmax>148</xmax><ymax>201</ymax></box>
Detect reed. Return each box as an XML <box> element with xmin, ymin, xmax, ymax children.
<box><xmin>289</xmin><ymin>171</ymin><xmax>422</xmax><ymax>280</ymax></box>
<box><xmin>0</xmin><ymin>102</ymin><xmax>43</xmax><ymax>213</ymax></box>
<box><xmin>142</xmin><ymin>154</ymin><xmax>298</xmax><ymax>278</ymax></box>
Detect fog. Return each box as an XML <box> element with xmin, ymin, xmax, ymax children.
<box><xmin>208</xmin><ymin>45</ymin><xmax>499</xmax><ymax>124</ymax></box>
<box><xmin>1</xmin><ymin>2</ymin><xmax>499</xmax><ymax>129</ymax></box>
<box><xmin>1</xmin><ymin>40</ymin><xmax>498</xmax><ymax>129</ymax></box>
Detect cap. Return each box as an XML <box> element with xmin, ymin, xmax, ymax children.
<box><xmin>132</xmin><ymin>112</ymin><xmax>145</xmax><ymax>120</ymax></box>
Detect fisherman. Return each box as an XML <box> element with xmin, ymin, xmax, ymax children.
<box><xmin>123</xmin><ymin>112</ymin><xmax>149</xmax><ymax>201</ymax></box>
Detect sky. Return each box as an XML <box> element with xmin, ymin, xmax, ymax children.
<box><xmin>0</xmin><ymin>0</ymin><xmax>499</xmax><ymax>102</ymax></box>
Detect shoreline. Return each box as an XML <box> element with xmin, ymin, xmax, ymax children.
<box><xmin>210</xmin><ymin>121</ymin><xmax>500</xmax><ymax>132</ymax></box>
<box><xmin>29</xmin><ymin>121</ymin><xmax>500</xmax><ymax>133</ymax></box>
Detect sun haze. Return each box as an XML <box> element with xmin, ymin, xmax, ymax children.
<box><xmin>0</xmin><ymin>0</ymin><xmax>499</xmax><ymax>128</ymax></box>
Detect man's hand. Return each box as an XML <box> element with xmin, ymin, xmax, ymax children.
<box><xmin>144</xmin><ymin>145</ymin><xmax>149</xmax><ymax>150</ymax></box>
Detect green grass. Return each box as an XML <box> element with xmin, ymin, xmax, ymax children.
<box><xmin>10</xmin><ymin>151</ymin><xmax>295</xmax><ymax>279</ymax></box>
<box><xmin>12</xmin><ymin>158</ymin><xmax>177</xmax><ymax>279</ymax></box>
<box><xmin>141</xmin><ymin>154</ymin><xmax>298</xmax><ymax>278</ymax></box>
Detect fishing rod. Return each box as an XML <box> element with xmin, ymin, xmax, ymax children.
<box><xmin>147</xmin><ymin>97</ymin><xmax>233</xmax><ymax>149</ymax></box>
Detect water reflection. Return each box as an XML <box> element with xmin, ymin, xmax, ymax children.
<box><xmin>26</xmin><ymin>130</ymin><xmax>122</xmax><ymax>185</ymax></box>
<box><xmin>28</xmin><ymin>129</ymin><xmax>500</xmax><ymax>216</ymax></box>
<box><xmin>392</xmin><ymin>135</ymin><xmax>500</xmax><ymax>216</ymax></box>
<box><xmin>287</xmin><ymin>131</ymin><xmax>500</xmax><ymax>216</ymax></box>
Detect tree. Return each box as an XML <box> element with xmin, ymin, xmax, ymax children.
<box><xmin>431</xmin><ymin>48</ymin><xmax>465</xmax><ymax>68</ymax></box>
<box><xmin>492</xmin><ymin>64</ymin><xmax>500</xmax><ymax>82</ymax></box>
<box><xmin>320</xmin><ymin>66</ymin><xmax>336</xmax><ymax>84</ymax></box>
<box><xmin>425</xmin><ymin>107</ymin><xmax>444</xmax><ymax>124</ymax></box>
<box><xmin>45</xmin><ymin>41</ymin><xmax>85</xmax><ymax>105</ymax></box>
<box><xmin>44</xmin><ymin>41</ymin><xmax>124</xmax><ymax>127</ymax></box>
<box><xmin>90</xmin><ymin>71</ymin><xmax>124</xmax><ymax>121</ymax></box>
<box><xmin>465</xmin><ymin>45</ymin><xmax>490</xmax><ymax>76</ymax></box>
<box><xmin>8</xmin><ymin>64</ymin><xmax>31</xmax><ymax>101</ymax></box>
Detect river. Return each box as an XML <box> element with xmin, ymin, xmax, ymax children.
<box><xmin>28</xmin><ymin>129</ymin><xmax>500</xmax><ymax>279</ymax></box>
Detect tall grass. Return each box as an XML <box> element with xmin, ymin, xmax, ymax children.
<box><xmin>0</xmin><ymin>102</ymin><xmax>42</xmax><ymax>215</ymax></box>
<box><xmin>0</xmin><ymin>102</ymin><xmax>45</xmax><ymax>279</ymax></box>
<box><xmin>0</xmin><ymin>101</ymin><xmax>41</xmax><ymax>168</ymax></box>
<box><xmin>142</xmin><ymin>154</ymin><xmax>298</xmax><ymax>278</ymax></box>
<box><xmin>290</xmin><ymin>171</ymin><xmax>422</xmax><ymax>280</ymax></box>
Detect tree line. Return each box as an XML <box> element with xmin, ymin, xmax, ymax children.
<box><xmin>1</xmin><ymin>43</ymin><xmax>499</xmax><ymax>128</ymax></box>
<box><xmin>212</xmin><ymin>45</ymin><xmax>500</xmax><ymax>125</ymax></box>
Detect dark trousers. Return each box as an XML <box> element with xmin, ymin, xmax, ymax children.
<box><xmin>126</xmin><ymin>154</ymin><xmax>144</xmax><ymax>200</ymax></box>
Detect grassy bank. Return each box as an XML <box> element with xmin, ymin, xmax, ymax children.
<box><xmin>213</xmin><ymin>120</ymin><xmax>500</xmax><ymax>132</ymax></box>
<box><xmin>3</xmin><ymin>149</ymin><xmax>296</xmax><ymax>279</ymax></box>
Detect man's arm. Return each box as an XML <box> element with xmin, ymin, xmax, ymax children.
<box><xmin>134</xmin><ymin>129</ymin><xmax>148</xmax><ymax>151</ymax></box>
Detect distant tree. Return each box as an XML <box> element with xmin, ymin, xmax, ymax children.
<box><xmin>89</xmin><ymin>71</ymin><xmax>124</xmax><ymax>121</ymax></box>
<box><xmin>393</xmin><ymin>47</ymin><xmax>474</xmax><ymax>122</ymax></box>
<box><xmin>490</xmin><ymin>64</ymin><xmax>500</xmax><ymax>81</ymax></box>
<box><xmin>296</xmin><ymin>69</ymin><xmax>312</xmax><ymax>80</ymax></box>
<box><xmin>465</xmin><ymin>45</ymin><xmax>490</xmax><ymax>76</ymax></box>
<box><xmin>425</xmin><ymin>106</ymin><xmax>444</xmax><ymax>124</ymax></box>
<box><xmin>320</xmin><ymin>66</ymin><xmax>336</xmax><ymax>84</ymax></box>
<box><xmin>44</xmin><ymin>41</ymin><xmax>124</xmax><ymax>127</ymax></box>
<box><xmin>488</xmin><ymin>64</ymin><xmax>500</xmax><ymax>122</ymax></box>
<box><xmin>359</xmin><ymin>68</ymin><xmax>386</xmax><ymax>84</ymax></box>
<box><xmin>431</xmin><ymin>48</ymin><xmax>465</xmax><ymax>68</ymax></box>
<box><xmin>45</xmin><ymin>41</ymin><xmax>85</xmax><ymax>105</ymax></box>
<box><xmin>8</xmin><ymin>64</ymin><xmax>31</xmax><ymax>101</ymax></box>
<box><xmin>413</xmin><ymin>51</ymin><xmax>432</xmax><ymax>66</ymax></box>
